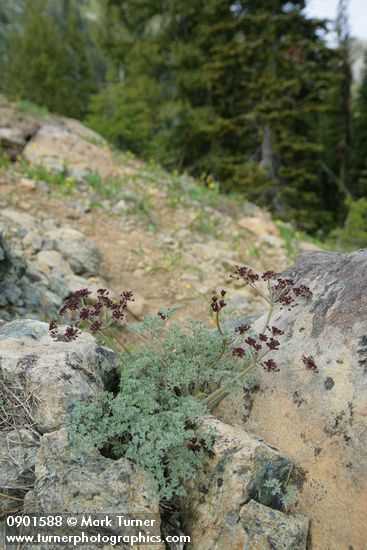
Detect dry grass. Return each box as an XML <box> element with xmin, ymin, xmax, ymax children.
<box><xmin>0</xmin><ymin>377</ymin><xmax>40</xmax><ymax>436</ymax></box>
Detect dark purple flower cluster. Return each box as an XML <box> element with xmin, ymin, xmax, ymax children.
<box><xmin>49</xmin><ymin>287</ymin><xmax>134</xmax><ymax>342</ymax></box>
<box><xmin>262</xmin><ymin>270</ymin><xmax>278</xmax><ymax>281</ymax></box>
<box><xmin>302</xmin><ymin>355</ymin><xmax>319</xmax><ymax>373</ymax></box>
<box><xmin>235</xmin><ymin>324</ymin><xmax>250</xmax><ymax>335</ymax></box>
<box><xmin>262</xmin><ymin>359</ymin><xmax>279</xmax><ymax>372</ymax></box>
<box><xmin>232</xmin><ymin>322</ymin><xmax>286</xmax><ymax>373</ymax></box>
<box><xmin>266</xmin><ymin>337</ymin><xmax>280</xmax><ymax>350</ymax></box>
<box><xmin>270</xmin><ymin>278</ymin><xmax>312</xmax><ymax>309</ymax></box>
<box><xmin>231</xmin><ymin>266</ymin><xmax>312</xmax><ymax>311</ymax></box>
<box><xmin>49</xmin><ymin>320</ymin><xmax>81</xmax><ymax>342</ymax></box>
<box><xmin>293</xmin><ymin>284</ymin><xmax>313</xmax><ymax>298</ymax></box>
<box><xmin>211</xmin><ymin>290</ymin><xmax>227</xmax><ymax>312</ymax></box>
<box><xmin>233</xmin><ymin>347</ymin><xmax>247</xmax><ymax>358</ymax></box>
<box><xmin>270</xmin><ymin>326</ymin><xmax>284</xmax><ymax>336</ymax></box>
<box><xmin>245</xmin><ymin>337</ymin><xmax>262</xmax><ymax>352</ymax></box>
<box><xmin>187</xmin><ymin>438</ymin><xmax>206</xmax><ymax>453</ymax></box>
<box><xmin>231</xmin><ymin>266</ymin><xmax>259</xmax><ymax>283</ymax></box>
<box><xmin>59</xmin><ymin>288</ymin><xmax>92</xmax><ymax>315</ymax></box>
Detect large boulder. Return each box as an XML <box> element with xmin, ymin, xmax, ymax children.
<box><xmin>23</xmin><ymin>429</ymin><xmax>164</xmax><ymax>549</ymax></box>
<box><xmin>23</xmin><ymin>123</ymin><xmax>118</xmax><ymax>180</ymax></box>
<box><xmin>218</xmin><ymin>250</ymin><xmax>367</xmax><ymax>549</ymax></box>
<box><xmin>180</xmin><ymin>416</ymin><xmax>308</xmax><ymax>549</ymax></box>
<box><xmin>0</xmin><ymin>320</ymin><xmax>118</xmax><ymax>433</ymax></box>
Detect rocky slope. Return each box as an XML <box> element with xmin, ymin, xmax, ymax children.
<box><xmin>0</xmin><ymin>319</ymin><xmax>309</xmax><ymax>549</ymax></box>
<box><xmin>1</xmin><ymin>95</ymin><xmax>365</xmax><ymax>549</ymax></box>
<box><xmin>0</xmin><ymin>94</ymin><xmax>320</xmax><ymax>326</ymax></box>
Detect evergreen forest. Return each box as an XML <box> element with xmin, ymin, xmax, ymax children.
<box><xmin>1</xmin><ymin>0</ymin><xmax>367</xmax><ymax>246</ymax></box>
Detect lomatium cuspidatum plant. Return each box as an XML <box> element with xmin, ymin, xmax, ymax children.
<box><xmin>49</xmin><ymin>267</ymin><xmax>314</xmax><ymax>499</ymax></box>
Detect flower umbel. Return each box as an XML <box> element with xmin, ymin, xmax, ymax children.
<box><xmin>232</xmin><ymin>266</ymin><xmax>312</xmax><ymax>310</ymax></box>
<box><xmin>49</xmin><ymin>288</ymin><xmax>134</xmax><ymax>343</ymax></box>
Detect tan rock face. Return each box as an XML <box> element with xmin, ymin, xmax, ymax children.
<box><xmin>217</xmin><ymin>250</ymin><xmax>367</xmax><ymax>550</ymax></box>
<box><xmin>180</xmin><ymin>416</ymin><xmax>309</xmax><ymax>550</ymax></box>
<box><xmin>23</xmin><ymin>123</ymin><xmax>118</xmax><ymax>180</ymax></box>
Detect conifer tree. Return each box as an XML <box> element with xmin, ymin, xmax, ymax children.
<box><xmin>4</xmin><ymin>0</ymin><xmax>96</xmax><ymax>118</ymax></box>
<box><xmin>0</xmin><ymin>0</ymin><xmax>26</xmax><ymax>85</ymax></box>
<box><xmin>352</xmin><ymin>52</ymin><xmax>367</xmax><ymax>196</ymax></box>
<box><xmin>335</xmin><ymin>0</ymin><xmax>352</xmax><ymax>198</ymax></box>
<box><xmin>89</xmin><ymin>0</ymin><xmax>340</xmax><ymax>232</ymax></box>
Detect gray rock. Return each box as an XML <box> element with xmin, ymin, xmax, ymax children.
<box><xmin>0</xmin><ymin>235</ymin><xmax>63</xmax><ymax>321</ymax></box>
<box><xmin>0</xmin><ymin>320</ymin><xmax>119</xmax><ymax>432</ymax></box>
<box><xmin>22</xmin><ymin>230</ymin><xmax>43</xmax><ymax>254</ymax></box>
<box><xmin>25</xmin><ymin>265</ymin><xmax>49</xmax><ymax>285</ymax></box>
<box><xmin>23</xmin><ymin>429</ymin><xmax>164</xmax><ymax>548</ymax></box>
<box><xmin>44</xmin><ymin>227</ymin><xmax>101</xmax><ymax>275</ymax></box>
<box><xmin>225</xmin><ymin>292</ymin><xmax>252</xmax><ymax>314</ymax></box>
<box><xmin>36</xmin><ymin>180</ymin><xmax>50</xmax><ymax>194</ymax></box>
<box><xmin>0</xmin><ymin>320</ymin><xmax>49</xmax><ymax>342</ymax></box>
<box><xmin>238</xmin><ymin>500</ymin><xmax>309</xmax><ymax>549</ymax></box>
<box><xmin>25</xmin><ymin>428</ymin><xmax>159</xmax><ymax>514</ymax></box>
<box><xmin>259</xmin><ymin>234</ymin><xmax>284</xmax><ymax>248</ymax></box>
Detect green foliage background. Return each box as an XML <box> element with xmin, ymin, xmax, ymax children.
<box><xmin>0</xmin><ymin>0</ymin><xmax>366</xmax><ymax>245</ymax></box>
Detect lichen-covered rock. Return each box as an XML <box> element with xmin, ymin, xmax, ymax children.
<box><xmin>44</xmin><ymin>227</ymin><xmax>102</xmax><ymax>275</ymax></box>
<box><xmin>218</xmin><ymin>249</ymin><xmax>367</xmax><ymax>549</ymax></box>
<box><xmin>0</xmin><ymin>429</ymin><xmax>40</xmax><ymax>515</ymax></box>
<box><xmin>239</xmin><ymin>500</ymin><xmax>309</xmax><ymax>549</ymax></box>
<box><xmin>0</xmin><ymin>320</ymin><xmax>118</xmax><ymax>433</ymax></box>
<box><xmin>23</xmin><ymin>429</ymin><xmax>164</xmax><ymax>549</ymax></box>
<box><xmin>180</xmin><ymin>416</ymin><xmax>296</xmax><ymax>550</ymax></box>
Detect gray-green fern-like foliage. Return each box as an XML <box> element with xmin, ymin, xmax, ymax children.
<box><xmin>56</xmin><ymin>268</ymin><xmax>313</xmax><ymax>501</ymax></box>
<box><xmin>68</xmin><ymin>307</ymin><xmax>254</xmax><ymax>500</ymax></box>
<box><xmin>262</xmin><ymin>478</ymin><xmax>299</xmax><ymax>510</ymax></box>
